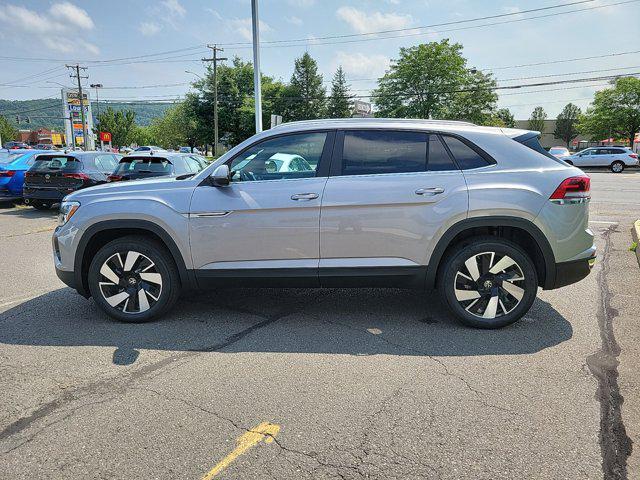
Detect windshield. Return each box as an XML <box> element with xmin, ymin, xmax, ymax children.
<box><xmin>114</xmin><ymin>158</ymin><xmax>172</xmax><ymax>174</ymax></box>
<box><xmin>30</xmin><ymin>156</ymin><xmax>82</xmax><ymax>172</ymax></box>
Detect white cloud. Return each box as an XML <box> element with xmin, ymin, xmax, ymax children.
<box><xmin>0</xmin><ymin>2</ymin><xmax>98</xmax><ymax>54</ymax></box>
<box><xmin>230</xmin><ymin>18</ymin><xmax>272</xmax><ymax>41</ymax></box>
<box><xmin>286</xmin><ymin>15</ymin><xmax>303</xmax><ymax>26</ymax></box>
<box><xmin>205</xmin><ymin>8</ymin><xmax>224</xmax><ymax>21</ymax></box>
<box><xmin>139</xmin><ymin>21</ymin><xmax>161</xmax><ymax>36</ymax></box>
<box><xmin>333</xmin><ymin>51</ymin><xmax>391</xmax><ymax>78</ymax></box>
<box><xmin>336</xmin><ymin>6</ymin><xmax>413</xmax><ymax>34</ymax></box>
<box><xmin>161</xmin><ymin>0</ymin><xmax>186</xmax><ymax>17</ymax></box>
<box><xmin>49</xmin><ymin>1</ymin><xmax>94</xmax><ymax>29</ymax></box>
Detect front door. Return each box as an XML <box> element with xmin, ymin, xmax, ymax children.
<box><xmin>189</xmin><ymin>131</ymin><xmax>333</xmax><ymax>285</ymax></box>
<box><xmin>319</xmin><ymin>130</ymin><xmax>468</xmax><ymax>287</ymax></box>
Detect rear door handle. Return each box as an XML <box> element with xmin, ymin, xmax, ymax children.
<box><xmin>415</xmin><ymin>187</ymin><xmax>445</xmax><ymax>196</ymax></box>
<box><xmin>291</xmin><ymin>193</ymin><xmax>319</xmax><ymax>201</ymax></box>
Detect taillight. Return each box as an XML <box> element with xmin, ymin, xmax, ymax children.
<box><xmin>550</xmin><ymin>175</ymin><xmax>591</xmax><ymax>202</ymax></box>
<box><xmin>630</xmin><ymin>153</ymin><xmax>638</xmax><ymax>159</ymax></box>
<box><xmin>63</xmin><ymin>173</ymin><xmax>90</xmax><ymax>180</ymax></box>
<box><xmin>25</xmin><ymin>171</ymin><xmax>33</xmax><ymax>178</ymax></box>
<box><xmin>107</xmin><ymin>174</ymin><xmax>123</xmax><ymax>182</ymax></box>
<box><xmin>0</xmin><ymin>170</ymin><xmax>15</xmax><ymax>177</ymax></box>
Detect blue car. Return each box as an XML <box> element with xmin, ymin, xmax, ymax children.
<box><xmin>0</xmin><ymin>150</ymin><xmax>53</xmax><ymax>201</ymax></box>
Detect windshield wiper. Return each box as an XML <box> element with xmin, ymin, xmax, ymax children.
<box><xmin>175</xmin><ymin>173</ymin><xmax>195</xmax><ymax>180</ymax></box>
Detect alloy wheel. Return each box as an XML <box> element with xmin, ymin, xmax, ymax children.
<box><xmin>453</xmin><ymin>251</ymin><xmax>526</xmax><ymax>319</ymax></box>
<box><xmin>98</xmin><ymin>251</ymin><xmax>163</xmax><ymax>314</ymax></box>
<box><xmin>612</xmin><ymin>162</ymin><xmax>623</xmax><ymax>173</ymax></box>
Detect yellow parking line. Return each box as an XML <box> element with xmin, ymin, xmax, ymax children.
<box><xmin>202</xmin><ymin>421</ymin><xmax>280</xmax><ymax>480</ymax></box>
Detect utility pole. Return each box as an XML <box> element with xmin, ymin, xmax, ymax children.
<box><xmin>251</xmin><ymin>0</ymin><xmax>263</xmax><ymax>133</ymax></box>
<box><xmin>202</xmin><ymin>45</ymin><xmax>227</xmax><ymax>156</ymax></box>
<box><xmin>90</xmin><ymin>83</ymin><xmax>103</xmax><ymax>149</ymax></box>
<box><xmin>66</xmin><ymin>64</ymin><xmax>89</xmax><ymax>151</ymax></box>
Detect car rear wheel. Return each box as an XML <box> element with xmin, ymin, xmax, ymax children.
<box><xmin>439</xmin><ymin>237</ymin><xmax>538</xmax><ymax>329</ymax></box>
<box><xmin>88</xmin><ymin>236</ymin><xmax>180</xmax><ymax>322</ymax></box>
<box><xmin>611</xmin><ymin>161</ymin><xmax>624</xmax><ymax>173</ymax></box>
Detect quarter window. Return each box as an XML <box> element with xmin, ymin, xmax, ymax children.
<box><xmin>442</xmin><ymin>135</ymin><xmax>491</xmax><ymax>170</ymax></box>
<box><xmin>229</xmin><ymin>132</ymin><xmax>326</xmax><ymax>182</ymax></box>
<box><xmin>427</xmin><ymin>135</ymin><xmax>457</xmax><ymax>171</ymax></box>
<box><xmin>342</xmin><ymin>130</ymin><xmax>427</xmax><ymax>176</ymax></box>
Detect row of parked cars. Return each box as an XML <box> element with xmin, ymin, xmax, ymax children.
<box><xmin>0</xmin><ymin>149</ymin><xmax>209</xmax><ymax>209</ymax></box>
<box><xmin>548</xmin><ymin>146</ymin><xmax>638</xmax><ymax>172</ymax></box>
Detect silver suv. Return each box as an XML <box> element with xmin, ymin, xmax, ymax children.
<box><xmin>53</xmin><ymin>119</ymin><xmax>596</xmax><ymax>328</ymax></box>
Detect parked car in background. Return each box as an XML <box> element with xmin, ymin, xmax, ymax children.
<box><xmin>0</xmin><ymin>150</ymin><xmax>54</xmax><ymax>202</ymax></box>
<box><xmin>53</xmin><ymin>119</ymin><xmax>595</xmax><ymax>329</ymax></box>
<box><xmin>133</xmin><ymin>146</ymin><xmax>167</xmax><ymax>153</ymax></box>
<box><xmin>564</xmin><ymin>146</ymin><xmax>639</xmax><ymax>172</ymax></box>
<box><xmin>3</xmin><ymin>141</ymin><xmax>30</xmax><ymax>150</ymax></box>
<box><xmin>35</xmin><ymin>144</ymin><xmax>54</xmax><ymax>150</ymax></box>
<box><xmin>179</xmin><ymin>146</ymin><xmax>201</xmax><ymax>154</ymax></box>
<box><xmin>107</xmin><ymin>153</ymin><xmax>208</xmax><ymax>182</ymax></box>
<box><xmin>23</xmin><ymin>151</ymin><xmax>122</xmax><ymax>209</ymax></box>
<box><xmin>549</xmin><ymin>146</ymin><xmax>570</xmax><ymax>159</ymax></box>
<box><xmin>119</xmin><ymin>147</ymin><xmax>133</xmax><ymax>154</ymax></box>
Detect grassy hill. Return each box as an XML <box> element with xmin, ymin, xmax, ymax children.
<box><xmin>0</xmin><ymin>99</ymin><xmax>172</xmax><ymax>131</ymax></box>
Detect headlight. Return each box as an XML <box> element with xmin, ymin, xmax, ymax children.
<box><xmin>58</xmin><ymin>201</ymin><xmax>80</xmax><ymax>226</ymax></box>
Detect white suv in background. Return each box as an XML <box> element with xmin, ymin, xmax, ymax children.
<box><xmin>564</xmin><ymin>146</ymin><xmax>639</xmax><ymax>172</ymax></box>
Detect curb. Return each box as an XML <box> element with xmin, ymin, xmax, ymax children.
<box><xmin>632</xmin><ymin>220</ymin><xmax>640</xmax><ymax>268</ymax></box>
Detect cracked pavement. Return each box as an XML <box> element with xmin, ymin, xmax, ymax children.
<box><xmin>1</xmin><ymin>171</ymin><xmax>639</xmax><ymax>479</ymax></box>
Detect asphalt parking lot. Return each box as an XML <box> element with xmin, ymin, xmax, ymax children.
<box><xmin>1</xmin><ymin>171</ymin><xmax>639</xmax><ymax>479</ymax></box>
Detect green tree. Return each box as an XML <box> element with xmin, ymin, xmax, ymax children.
<box><xmin>149</xmin><ymin>101</ymin><xmax>199</xmax><ymax>149</ymax></box>
<box><xmin>495</xmin><ymin>108</ymin><xmax>516</xmax><ymax>128</ymax></box>
<box><xmin>0</xmin><ymin>114</ymin><xmax>17</xmax><ymax>144</ymax></box>
<box><xmin>528</xmin><ymin>107</ymin><xmax>547</xmax><ymax>134</ymax></box>
<box><xmin>327</xmin><ymin>66</ymin><xmax>353</xmax><ymax>118</ymax></box>
<box><xmin>285</xmin><ymin>52</ymin><xmax>326</xmax><ymax>121</ymax></box>
<box><xmin>554</xmin><ymin>103</ymin><xmax>581</xmax><ymax>148</ymax></box>
<box><xmin>372</xmin><ymin>40</ymin><xmax>498</xmax><ymax>122</ymax></box>
<box><xmin>94</xmin><ymin>107</ymin><xmax>136</xmax><ymax>147</ymax></box>
<box><xmin>578</xmin><ymin>77</ymin><xmax>640</xmax><ymax>147</ymax></box>
<box><xmin>128</xmin><ymin>125</ymin><xmax>155</xmax><ymax>147</ymax></box>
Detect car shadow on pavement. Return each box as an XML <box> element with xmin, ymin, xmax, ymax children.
<box><xmin>0</xmin><ymin>287</ymin><xmax>573</xmax><ymax>365</ymax></box>
<box><xmin>0</xmin><ymin>206</ymin><xmax>57</xmax><ymax>218</ymax></box>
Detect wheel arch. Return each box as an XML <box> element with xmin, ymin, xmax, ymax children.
<box><xmin>426</xmin><ymin>216</ymin><xmax>557</xmax><ymax>290</ymax></box>
<box><xmin>73</xmin><ymin>219</ymin><xmax>194</xmax><ymax>298</ymax></box>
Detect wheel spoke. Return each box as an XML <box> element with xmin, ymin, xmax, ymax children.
<box><xmin>100</xmin><ymin>263</ymin><xmax>120</xmax><ymax>284</ymax></box>
<box><xmin>123</xmin><ymin>251</ymin><xmax>141</xmax><ymax>272</ymax></box>
<box><xmin>140</xmin><ymin>272</ymin><xmax>162</xmax><ymax>286</ymax></box>
<box><xmin>502</xmin><ymin>281</ymin><xmax>525</xmax><ymax>301</ymax></box>
<box><xmin>483</xmin><ymin>294</ymin><xmax>499</xmax><ymax>319</ymax></box>
<box><xmin>489</xmin><ymin>255</ymin><xmax>516</xmax><ymax>274</ymax></box>
<box><xmin>465</xmin><ymin>256</ymin><xmax>481</xmax><ymax>281</ymax></box>
<box><xmin>455</xmin><ymin>289</ymin><xmax>482</xmax><ymax>302</ymax></box>
<box><xmin>105</xmin><ymin>291</ymin><xmax>130</xmax><ymax>307</ymax></box>
<box><xmin>137</xmin><ymin>288</ymin><xmax>150</xmax><ymax>312</ymax></box>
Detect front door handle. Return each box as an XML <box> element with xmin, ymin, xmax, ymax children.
<box><xmin>415</xmin><ymin>187</ymin><xmax>445</xmax><ymax>196</ymax></box>
<box><xmin>291</xmin><ymin>193</ymin><xmax>319</xmax><ymax>201</ymax></box>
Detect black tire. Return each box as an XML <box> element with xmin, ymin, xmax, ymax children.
<box><xmin>438</xmin><ymin>237</ymin><xmax>538</xmax><ymax>329</ymax></box>
<box><xmin>611</xmin><ymin>161</ymin><xmax>624</xmax><ymax>173</ymax></box>
<box><xmin>31</xmin><ymin>201</ymin><xmax>50</xmax><ymax>210</ymax></box>
<box><xmin>88</xmin><ymin>235</ymin><xmax>181</xmax><ymax>323</ymax></box>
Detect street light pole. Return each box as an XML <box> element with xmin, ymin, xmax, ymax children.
<box><xmin>251</xmin><ymin>0</ymin><xmax>262</xmax><ymax>133</ymax></box>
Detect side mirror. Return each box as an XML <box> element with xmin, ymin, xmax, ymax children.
<box><xmin>210</xmin><ymin>164</ymin><xmax>230</xmax><ymax>187</ymax></box>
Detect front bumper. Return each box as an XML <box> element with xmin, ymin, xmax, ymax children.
<box><xmin>55</xmin><ymin>265</ymin><xmax>77</xmax><ymax>290</ymax></box>
<box><xmin>549</xmin><ymin>255</ymin><xmax>597</xmax><ymax>289</ymax></box>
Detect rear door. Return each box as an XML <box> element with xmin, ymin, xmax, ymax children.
<box><xmin>319</xmin><ymin>130</ymin><xmax>468</xmax><ymax>285</ymax></box>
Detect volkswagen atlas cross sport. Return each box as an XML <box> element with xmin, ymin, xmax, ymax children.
<box><xmin>52</xmin><ymin>119</ymin><xmax>596</xmax><ymax>329</ymax></box>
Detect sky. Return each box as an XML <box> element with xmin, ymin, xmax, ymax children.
<box><xmin>0</xmin><ymin>0</ymin><xmax>639</xmax><ymax>119</ymax></box>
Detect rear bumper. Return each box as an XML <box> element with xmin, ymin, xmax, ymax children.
<box><xmin>0</xmin><ymin>189</ymin><xmax>21</xmax><ymax>201</ymax></box>
<box><xmin>548</xmin><ymin>255</ymin><xmax>596</xmax><ymax>289</ymax></box>
<box><xmin>23</xmin><ymin>187</ymin><xmax>66</xmax><ymax>202</ymax></box>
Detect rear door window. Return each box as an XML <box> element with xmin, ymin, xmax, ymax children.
<box><xmin>94</xmin><ymin>154</ymin><xmax>119</xmax><ymax>173</ymax></box>
<box><xmin>427</xmin><ymin>135</ymin><xmax>458</xmax><ymax>171</ymax></box>
<box><xmin>341</xmin><ymin>130</ymin><xmax>427</xmax><ymax>176</ymax></box>
<box><xmin>441</xmin><ymin>136</ymin><xmax>491</xmax><ymax>170</ymax></box>
<box><xmin>114</xmin><ymin>158</ymin><xmax>173</xmax><ymax>175</ymax></box>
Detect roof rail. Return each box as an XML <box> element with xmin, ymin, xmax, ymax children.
<box><xmin>273</xmin><ymin>118</ymin><xmax>477</xmax><ymax>129</ymax></box>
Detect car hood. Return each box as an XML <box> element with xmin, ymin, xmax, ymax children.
<box><xmin>64</xmin><ymin>175</ymin><xmax>198</xmax><ymax>202</ymax></box>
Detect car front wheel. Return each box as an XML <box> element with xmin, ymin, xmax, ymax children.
<box><xmin>439</xmin><ymin>237</ymin><xmax>538</xmax><ymax>329</ymax></box>
<box><xmin>88</xmin><ymin>235</ymin><xmax>181</xmax><ymax>322</ymax></box>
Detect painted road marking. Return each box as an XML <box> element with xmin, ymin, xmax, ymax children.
<box><xmin>202</xmin><ymin>422</ymin><xmax>280</xmax><ymax>480</ymax></box>
<box><xmin>589</xmin><ymin>220</ymin><xmax>619</xmax><ymax>225</ymax></box>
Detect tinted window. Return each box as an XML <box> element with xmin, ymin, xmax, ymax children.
<box><xmin>428</xmin><ymin>135</ymin><xmax>457</xmax><ymax>171</ymax></box>
<box><xmin>610</xmin><ymin>148</ymin><xmax>625</xmax><ymax>154</ymax></box>
<box><xmin>94</xmin><ymin>154</ymin><xmax>119</xmax><ymax>172</ymax></box>
<box><xmin>229</xmin><ymin>132</ymin><xmax>326</xmax><ymax>182</ymax></box>
<box><xmin>442</xmin><ymin>136</ymin><xmax>490</xmax><ymax>170</ymax></box>
<box><xmin>184</xmin><ymin>155</ymin><xmax>205</xmax><ymax>174</ymax></box>
<box><xmin>114</xmin><ymin>158</ymin><xmax>173</xmax><ymax>174</ymax></box>
<box><xmin>31</xmin><ymin>156</ymin><xmax>82</xmax><ymax>172</ymax></box>
<box><xmin>342</xmin><ymin>130</ymin><xmax>427</xmax><ymax>176</ymax></box>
